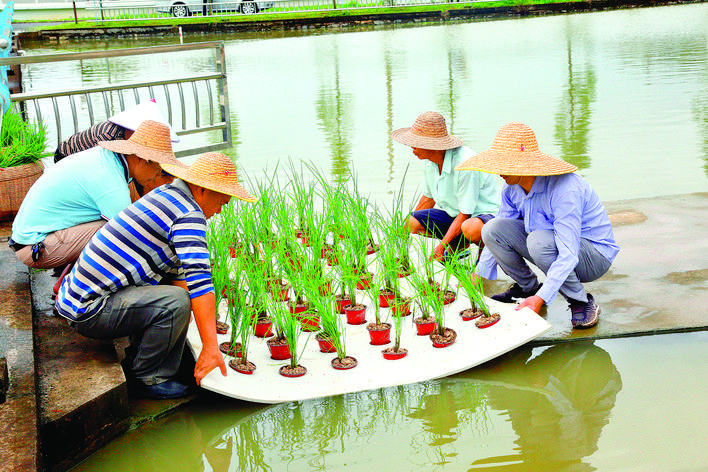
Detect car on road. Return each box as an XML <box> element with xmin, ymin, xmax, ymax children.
<box><xmin>155</xmin><ymin>0</ymin><xmax>274</xmax><ymax>17</ymax></box>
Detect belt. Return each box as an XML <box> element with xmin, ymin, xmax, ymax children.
<box><xmin>7</xmin><ymin>238</ymin><xmax>26</xmax><ymax>251</ymax></box>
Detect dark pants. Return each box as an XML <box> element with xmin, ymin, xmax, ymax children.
<box><xmin>75</xmin><ymin>285</ymin><xmax>191</xmax><ymax>385</ymax></box>
<box><xmin>411</xmin><ymin>208</ymin><xmax>494</xmax><ymax>250</ymax></box>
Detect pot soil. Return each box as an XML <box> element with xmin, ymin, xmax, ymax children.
<box><xmin>219</xmin><ymin>341</ymin><xmax>242</xmax><ymax>357</ymax></box>
<box><xmin>229</xmin><ymin>359</ymin><xmax>256</xmax><ymax>375</ymax></box>
<box><xmin>320</xmin><ymin>244</ymin><xmax>333</xmax><ymax>259</ymax></box>
<box><xmin>335</xmin><ymin>294</ymin><xmax>351</xmax><ymax>314</ymax></box>
<box><xmin>254</xmin><ymin>317</ymin><xmax>274</xmax><ymax>338</ymax></box>
<box><xmin>430</xmin><ymin>327</ymin><xmax>457</xmax><ymax>348</ymax></box>
<box><xmin>315</xmin><ymin>333</ymin><xmax>337</xmax><ymax>353</ymax></box>
<box><xmin>414</xmin><ymin>317</ymin><xmax>436</xmax><ymax>336</ymax></box>
<box><xmin>279</xmin><ymin>364</ymin><xmax>307</xmax><ymax>378</ymax></box>
<box><xmin>379</xmin><ymin>288</ymin><xmax>395</xmax><ymax>308</ymax></box>
<box><xmin>216</xmin><ymin>321</ymin><xmax>229</xmax><ymax>335</ymax></box>
<box><xmin>366</xmin><ymin>243</ymin><xmax>379</xmax><ymax>255</ymax></box>
<box><xmin>476</xmin><ymin>313</ymin><xmax>501</xmax><ymax>329</ymax></box>
<box><xmin>331</xmin><ymin>356</ymin><xmax>358</xmax><ymax>370</ymax></box>
<box><xmin>344</xmin><ymin>304</ymin><xmax>367</xmax><ymax>325</ymax></box>
<box><xmin>460</xmin><ymin>308</ymin><xmax>483</xmax><ymax>321</ymax></box>
<box><xmin>367</xmin><ymin>322</ymin><xmax>391</xmax><ymax>345</ymax></box>
<box><xmin>382</xmin><ymin>347</ymin><xmax>408</xmax><ymax>360</ymax></box>
<box><xmin>443</xmin><ymin>290</ymin><xmax>456</xmax><ymax>305</ymax></box>
<box><xmin>267</xmin><ymin>337</ymin><xmax>291</xmax><ymax>360</ymax></box>
<box><xmin>356</xmin><ymin>272</ymin><xmax>373</xmax><ymax>290</ymax></box>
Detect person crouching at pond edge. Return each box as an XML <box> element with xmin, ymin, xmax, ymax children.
<box><xmin>391</xmin><ymin>111</ymin><xmax>500</xmax><ymax>262</ymax></box>
<box><xmin>55</xmin><ymin>153</ymin><xmax>258</xmax><ymax>400</ymax></box>
<box><xmin>456</xmin><ymin>122</ymin><xmax>619</xmax><ymax>329</ymax></box>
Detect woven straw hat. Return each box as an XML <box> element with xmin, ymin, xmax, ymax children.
<box><xmin>391</xmin><ymin>111</ymin><xmax>463</xmax><ymax>151</ymax></box>
<box><xmin>455</xmin><ymin>122</ymin><xmax>578</xmax><ymax>176</ymax></box>
<box><xmin>109</xmin><ymin>100</ymin><xmax>180</xmax><ymax>143</ymax></box>
<box><xmin>99</xmin><ymin>120</ymin><xmax>183</xmax><ymax>167</ymax></box>
<box><xmin>161</xmin><ymin>152</ymin><xmax>257</xmax><ymax>202</ymax></box>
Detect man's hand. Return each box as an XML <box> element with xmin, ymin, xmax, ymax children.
<box><xmin>516</xmin><ymin>295</ymin><xmax>544</xmax><ymax>314</ymax></box>
<box><xmin>431</xmin><ymin>243</ymin><xmax>446</xmax><ymax>262</ymax></box>
<box><xmin>194</xmin><ymin>344</ymin><xmax>226</xmax><ymax>386</ymax></box>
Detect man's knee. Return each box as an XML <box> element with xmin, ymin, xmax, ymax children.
<box><xmin>462</xmin><ymin>218</ymin><xmax>483</xmax><ymax>244</ymax></box>
<box><xmin>526</xmin><ymin>230</ymin><xmax>557</xmax><ymax>267</ymax></box>
<box><xmin>408</xmin><ymin>215</ymin><xmax>424</xmax><ymax>234</ymax></box>
<box><xmin>162</xmin><ymin>286</ymin><xmax>191</xmax><ymax>325</ymax></box>
<box><xmin>481</xmin><ymin>217</ymin><xmax>503</xmax><ymax>243</ymax></box>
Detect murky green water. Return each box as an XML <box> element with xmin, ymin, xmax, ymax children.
<box><xmin>22</xmin><ymin>3</ymin><xmax>708</xmax><ymax>205</ymax></box>
<box><xmin>24</xmin><ymin>5</ymin><xmax>708</xmax><ymax>470</ymax></box>
<box><xmin>72</xmin><ymin>331</ymin><xmax>708</xmax><ymax>471</ymax></box>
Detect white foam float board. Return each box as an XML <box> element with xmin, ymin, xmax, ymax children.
<box><xmin>187</xmin><ymin>291</ymin><xmax>552</xmax><ymax>404</ymax></box>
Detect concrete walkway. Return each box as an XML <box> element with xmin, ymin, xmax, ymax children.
<box><xmin>0</xmin><ymin>192</ymin><xmax>706</xmax><ymax>471</ymax></box>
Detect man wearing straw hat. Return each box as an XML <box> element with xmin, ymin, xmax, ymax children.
<box><xmin>55</xmin><ymin>152</ymin><xmax>257</xmax><ymax>399</ymax></box>
<box><xmin>9</xmin><ymin>120</ymin><xmax>182</xmax><ymax>273</ymax></box>
<box><xmin>456</xmin><ymin>122</ymin><xmax>619</xmax><ymax>329</ymax></box>
<box><xmin>392</xmin><ymin>111</ymin><xmax>500</xmax><ymax>262</ymax></box>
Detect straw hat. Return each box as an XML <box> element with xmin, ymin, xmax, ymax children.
<box><xmin>99</xmin><ymin>120</ymin><xmax>183</xmax><ymax>167</ymax></box>
<box><xmin>455</xmin><ymin>122</ymin><xmax>578</xmax><ymax>176</ymax></box>
<box><xmin>391</xmin><ymin>111</ymin><xmax>463</xmax><ymax>151</ymax></box>
<box><xmin>109</xmin><ymin>100</ymin><xmax>180</xmax><ymax>142</ymax></box>
<box><xmin>161</xmin><ymin>152</ymin><xmax>257</xmax><ymax>202</ymax></box>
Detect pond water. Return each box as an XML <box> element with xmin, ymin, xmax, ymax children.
<box><xmin>21</xmin><ymin>4</ymin><xmax>708</xmax><ymax>471</ymax></box>
<box><xmin>72</xmin><ymin>331</ymin><xmax>708</xmax><ymax>471</ymax></box>
<box><xmin>22</xmin><ymin>3</ymin><xmax>708</xmax><ymax>207</ymax></box>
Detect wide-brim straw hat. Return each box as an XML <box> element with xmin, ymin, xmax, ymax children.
<box><xmin>455</xmin><ymin>122</ymin><xmax>578</xmax><ymax>176</ymax></box>
<box><xmin>99</xmin><ymin>120</ymin><xmax>183</xmax><ymax>167</ymax></box>
<box><xmin>391</xmin><ymin>111</ymin><xmax>463</xmax><ymax>151</ymax></box>
<box><xmin>109</xmin><ymin>99</ymin><xmax>180</xmax><ymax>143</ymax></box>
<box><xmin>161</xmin><ymin>152</ymin><xmax>257</xmax><ymax>202</ymax></box>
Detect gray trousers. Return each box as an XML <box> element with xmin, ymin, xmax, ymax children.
<box><xmin>481</xmin><ymin>218</ymin><xmax>612</xmax><ymax>303</ymax></box>
<box><xmin>76</xmin><ymin>285</ymin><xmax>191</xmax><ymax>385</ymax></box>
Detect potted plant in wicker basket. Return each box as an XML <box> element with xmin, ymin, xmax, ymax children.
<box><xmin>0</xmin><ymin>109</ymin><xmax>47</xmax><ymax>220</ymax></box>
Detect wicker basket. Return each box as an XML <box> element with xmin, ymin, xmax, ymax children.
<box><xmin>0</xmin><ymin>162</ymin><xmax>44</xmax><ymax>221</ymax></box>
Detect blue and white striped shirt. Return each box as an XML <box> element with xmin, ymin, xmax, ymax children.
<box><xmin>56</xmin><ymin>179</ymin><xmax>214</xmax><ymax>322</ymax></box>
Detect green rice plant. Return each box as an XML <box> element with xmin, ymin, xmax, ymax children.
<box><xmin>223</xmin><ymin>262</ymin><xmax>248</xmax><ymax>355</ymax></box>
<box><xmin>0</xmin><ymin>109</ymin><xmax>48</xmax><ymax>168</ymax></box>
<box><xmin>409</xmin><ymin>237</ymin><xmax>447</xmax><ymax>334</ymax></box>
<box><xmin>448</xmin><ymin>251</ymin><xmax>490</xmax><ymax>315</ymax></box>
<box><xmin>207</xmin><ymin>217</ymin><xmax>231</xmax><ymax>325</ymax></box>
<box><xmin>304</xmin><ymin>276</ymin><xmax>347</xmax><ymax>361</ymax></box>
<box><xmin>265</xmin><ymin>288</ymin><xmax>309</xmax><ymax>371</ymax></box>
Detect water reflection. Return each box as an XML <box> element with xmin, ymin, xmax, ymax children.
<box><xmin>316</xmin><ymin>42</ymin><xmax>353</xmax><ymax>182</ymax></box>
<box><xmin>463</xmin><ymin>342</ymin><xmax>622</xmax><ymax>470</ymax></box>
<box><xmin>554</xmin><ymin>21</ymin><xmax>596</xmax><ymax>171</ymax></box>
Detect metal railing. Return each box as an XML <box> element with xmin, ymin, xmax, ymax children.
<box><xmin>86</xmin><ymin>0</ymin><xmax>454</xmax><ymax>21</ymax></box>
<box><xmin>0</xmin><ymin>41</ymin><xmax>232</xmax><ymax>159</ymax></box>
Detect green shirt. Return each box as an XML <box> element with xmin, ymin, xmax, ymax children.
<box><xmin>420</xmin><ymin>146</ymin><xmax>500</xmax><ymax>218</ymax></box>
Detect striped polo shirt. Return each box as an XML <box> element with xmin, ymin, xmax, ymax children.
<box><xmin>54</xmin><ymin>120</ymin><xmax>125</xmax><ymax>162</ymax></box>
<box><xmin>56</xmin><ymin>179</ymin><xmax>214</xmax><ymax>322</ymax></box>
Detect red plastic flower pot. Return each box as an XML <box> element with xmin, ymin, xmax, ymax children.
<box><xmin>327</xmin><ymin>254</ymin><xmax>339</xmax><ymax>266</ymax></box>
<box><xmin>414</xmin><ymin>318</ymin><xmax>436</xmax><ymax>336</ymax></box>
<box><xmin>301</xmin><ymin>234</ymin><xmax>312</xmax><ymax>246</ymax></box>
<box><xmin>476</xmin><ymin>314</ymin><xmax>501</xmax><ymax>329</ymax></box>
<box><xmin>265</xmin><ymin>277</ymin><xmax>282</xmax><ymax>293</ymax></box>
<box><xmin>267</xmin><ymin>339</ymin><xmax>291</xmax><ymax>360</ymax></box>
<box><xmin>219</xmin><ymin>341</ymin><xmax>242</xmax><ymax>357</ymax></box>
<box><xmin>318</xmin><ymin>280</ymin><xmax>332</xmax><ymax>296</ymax></box>
<box><xmin>431</xmin><ymin>338</ymin><xmax>455</xmax><ymax>348</ymax></box>
<box><xmin>391</xmin><ymin>300</ymin><xmax>411</xmax><ymax>317</ymax></box>
<box><xmin>379</xmin><ymin>290</ymin><xmax>395</xmax><ymax>308</ymax></box>
<box><xmin>443</xmin><ymin>290</ymin><xmax>456</xmax><ymax>305</ymax></box>
<box><xmin>270</xmin><ymin>283</ymin><xmax>289</xmax><ymax>302</ymax></box>
<box><xmin>335</xmin><ymin>296</ymin><xmax>351</xmax><ymax>314</ymax></box>
<box><xmin>382</xmin><ymin>348</ymin><xmax>408</xmax><ymax>360</ymax></box>
<box><xmin>344</xmin><ymin>304</ymin><xmax>367</xmax><ymax>325</ymax></box>
<box><xmin>316</xmin><ymin>336</ymin><xmax>337</xmax><ymax>353</ymax></box>
<box><xmin>366</xmin><ymin>244</ymin><xmax>379</xmax><ymax>255</ymax></box>
<box><xmin>356</xmin><ymin>272</ymin><xmax>372</xmax><ymax>290</ymax></box>
<box><xmin>279</xmin><ymin>365</ymin><xmax>307</xmax><ymax>378</ymax></box>
<box><xmin>289</xmin><ymin>302</ymin><xmax>308</xmax><ymax>315</ymax></box>
<box><xmin>367</xmin><ymin>324</ymin><xmax>391</xmax><ymax>345</ymax></box>
<box><xmin>253</xmin><ymin>319</ymin><xmax>273</xmax><ymax>338</ymax></box>
<box><xmin>459</xmin><ymin>308</ymin><xmax>482</xmax><ymax>321</ymax></box>
<box><xmin>229</xmin><ymin>359</ymin><xmax>256</xmax><ymax>375</ymax></box>
<box><xmin>331</xmin><ymin>356</ymin><xmax>358</xmax><ymax>370</ymax></box>
<box><xmin>298</xmin><ymin>314</ymin><xmax>320</xmax><ymax>332</ymax></box>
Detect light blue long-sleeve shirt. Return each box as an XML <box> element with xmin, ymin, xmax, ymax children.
<box><xmin>11</xmin><ymin>147</ymin><xmax>131</xmax><ymax>245</ymax></box>
<box><xmin>420</xmin><ymin>146</ymin><xmax>500</xmax><ymax>218</ymax></box>
<box><xmin>476</xmin><ymin>174</ymin><xmax>619</xmax><ymax>304</ymax></box>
